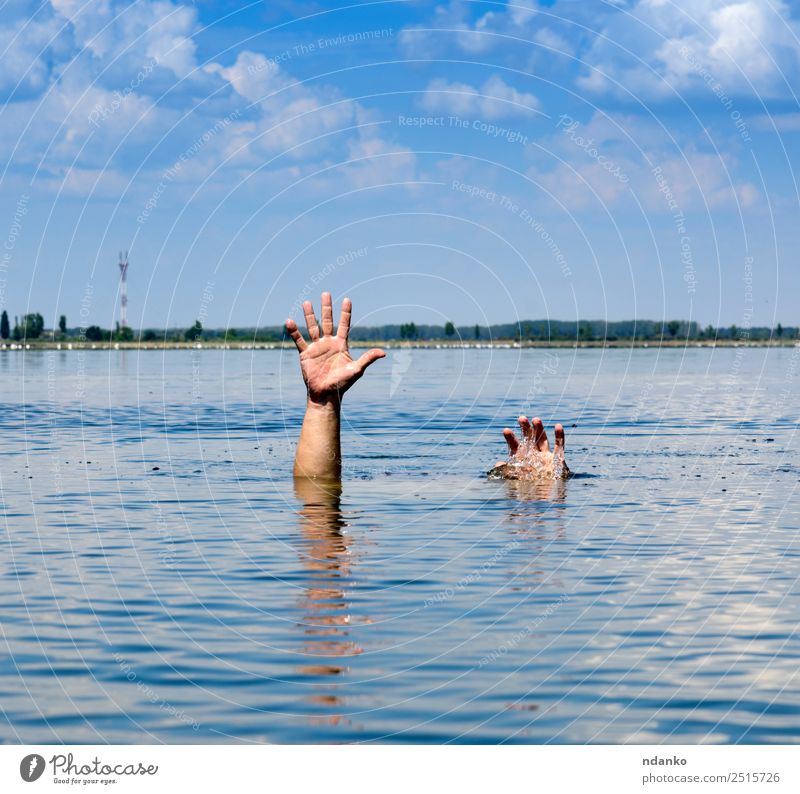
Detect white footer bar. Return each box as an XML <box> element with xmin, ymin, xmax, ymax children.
<box><xmin>2</xmin><ymin>745</ymin><xmax>796</xmax><ymax>793</ymax></box>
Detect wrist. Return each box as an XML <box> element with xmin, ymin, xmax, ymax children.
<box><xmin>306</xmin><ymin>394</ymin><xmax>342</xmax><ymax>413</ymax></box>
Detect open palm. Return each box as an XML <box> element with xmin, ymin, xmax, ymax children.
<box><xmin>286</xmin><ymin>293</ymin><xmax>385</xmax><ymax>404</ymax></box>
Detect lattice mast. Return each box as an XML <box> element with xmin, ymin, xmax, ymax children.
<box><xmin>118</xmin><ymin>251</ymin><xmax>129</xmax><ymax>328</ymax></box>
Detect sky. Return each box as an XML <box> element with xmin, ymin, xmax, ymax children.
<box><xmin>1</xmin><ymin>0</ymin><xmax>799</xmax><ymax>331</ymax></box>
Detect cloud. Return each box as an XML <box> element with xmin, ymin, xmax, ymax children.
<box><xmin>753</xmin><ymin>112</ymin><xmax>800</xmax><ymax>132</ymax></box>
<box><xmin>532</xmin><ymin>27</ymin><xmax>574</xmax><ymax>56</ymax></box>
<box><xmin>205</xmin><ymin>51</ymin><xmax>285</xmax><ymax>104</ymax></box>
<box><xmin>419</xmin><ymin>75</ymin><xmax>539</xmax><ymax>119</ymax></box>
<box><xmin>529</xmin><ymin>112</ymin><xmax>759</xmax><ymax>211</ymax></box>
<box><xmin>207</xmin><ymin>50</ymin><xmax>365</xmax><ymax>158</ymax></box>
<box><xmin>51</xmin><ymin>0</ymin><xmax>199</xmax><ymax>78</ymax></box>
<box><xmin>577</xmin><ymin>0</ymin><xmax>800</xmax><ymax>100</ymax></box>
<box><xmin>341</xmin><ymin>127</ymin><xmax>417</xmax><ymax>189</ymax></box>
<box><xmin>0</xmin><ymin>1</ymin><xmax>417</xmax><ymax>199</ymax></box>
<box><xmin>400</xmin><ymin>0</ymin><xmax>545</xmax><ymax>56</ymax></box>
<box><xmin>0</xmin><ymin>12</ymin><xmax>65</xmax><ymax>99</ymax></box>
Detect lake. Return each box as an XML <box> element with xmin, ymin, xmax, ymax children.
<box><xmin>0</xmin><ymin>345</ymin><xmax>798</xmax><ymax>743</ymax></box>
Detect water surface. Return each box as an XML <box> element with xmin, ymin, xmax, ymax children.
<box><xmin>1</xmin><ymin>346</ymin><xmax>798</xmax><ymax>743</ymax></box>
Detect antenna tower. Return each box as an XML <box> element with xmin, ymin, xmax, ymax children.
<box><xmin>118</xmin><ymin>251</ymin><xmax>129</xmax><ymax>328</ymax></box>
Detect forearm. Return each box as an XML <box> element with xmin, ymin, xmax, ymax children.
<box><xmin>293</xmin><ymin>398</ymin><xmax>342</xmax><ymax>478</ymax></box>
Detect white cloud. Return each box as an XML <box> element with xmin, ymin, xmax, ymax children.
<box><xmin>205</xmin><ymin>51</ymin><xmax>285</xmax><ymax>103</ymax></box>
<box><xmin>341</xmin><ymin>129</ymin><xmax>417</xmax><ymax>189</ymax></box>
<box><xmin>578</xmin><ymin>0</ymin><xmax>800</xmax><ymax>99</ymax></box>
<box><xmin>207</xmin><ymin>50</ymin><xmax>362</xmax><ymax>158</ymax></box>
<box><xmin>753</xmin><ymin>112</ymin><xmax>800</xmax><ymax>132</ymax></box>
<box><xmin>51</xmin><ymin>0</ymin><xmax>199</xmax><ymax>78</ymax></box>
<box><xmin>532</xmin><ymin>27</ymin><xmax>574</xmax><ymax>56</ymax></box>
<box><xmin>399</xmin><ymin>0</ymin><xmax>549</xmax><ymax>56</ymax></box>
<box><xmin>0</xmin><ymin>13</ymin><xmax>65</xmax><ymax>98</ymax></box>
<box><xmin>419</xmin><ymin>75</ymin><xmax>539</xmax><ymax>118</ymax></box>
<box><xmin>0</xmin><ymin>2</ymin><xmax>417</xmax><ymax>200</ymax></box>
<box><xmin>529</xmin><ymin>112</ymin><xmax>759</xmax><ymax>211</ymax></box>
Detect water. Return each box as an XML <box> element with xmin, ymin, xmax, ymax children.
<box><xmin>0</xmin><ymin>346</ymin><xmax>799</xmax><ymax>743</ymax></box>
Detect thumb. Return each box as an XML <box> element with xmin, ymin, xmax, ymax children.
<box><xmin>354</xmin><ymin>347</ymin><xmax>386</xmax><ymax>375</ymax></box>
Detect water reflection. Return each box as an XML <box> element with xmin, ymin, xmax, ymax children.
<box><xmin>293</xmin><ymin>478</ymin><xmax>366</xmax><ymax>727</ymax></box>
<box><xmin>503</xmin><ymin>477</ymin><xmax>568</xmax><ymax>504</ymax></box>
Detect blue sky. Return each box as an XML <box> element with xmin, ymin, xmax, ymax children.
<box><xmin>1</xmin><ymin>0</ymin><xmax>799</xmax><ymax>330</ymax></box>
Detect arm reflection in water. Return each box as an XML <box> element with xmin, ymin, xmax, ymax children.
<box><xmin>501</xmin><ymin>477</ymin><xmax>568</xmax><ymax>503</ymax></box>
<box><xmin>293</xmin><ymin>477</ymin><xmax>368</xmax><ymax>728</ymax></box>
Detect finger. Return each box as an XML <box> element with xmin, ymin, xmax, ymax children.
<box><xmin>285</xmin><ymin>318</ymin><xmax>307</xmax><ymax>352</ymax></box>
<box><xmin>517</xmin><ymin>416</ymin><xmax>532</xmax><ymax>440</ymax></box>
<box><xmin>321</xmin><ymin>292</ymin><xmax>334</xmax><ymax>336</ymax></box>
<box><xmin>353</xmin><ymin>348</ymin><xmax>386</xmax><ymax>375</ymax></box>
<box><xmin>532</xmin><ymin>416</ymin><xmax>549</xmax><ymax>451</ymax></box>
<box><xmin>303</xmin><ymin>300</ymin><xmax>320</xmax><ymax>341</ymax></box>
<box><xmin>337</xmin><ymin>297</ymin><xmax>352</xmax><ymax>339</ymax></box>
<box><xmin>554</xmin><ymin>423</ymin><xmax>565</xmax><ymax>451</ymax></box>
<box><xmin>503</xmin><ymin>428</ymin><xmax>519</xmax><ymax>455</ymax></box>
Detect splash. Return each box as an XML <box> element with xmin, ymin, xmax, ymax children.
<box><xmin>492</xmin><ymin>436</ymin><xmax>570</xmax><ymax>481</ymax></box>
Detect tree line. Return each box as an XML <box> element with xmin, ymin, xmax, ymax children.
<box><xmin>1</xmin><ymin>310</ymin><xmax>797</xmax><ymax>343</ymax></box>
<box><xmin>347</xmin><ymin>319</ymin><xmax>798</xmax><ymax>342</ymax></box>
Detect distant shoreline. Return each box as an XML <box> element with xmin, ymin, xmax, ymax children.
<box><xmin>3</xmin><ymin>339</ymin><xmax>798</xmax><ymax>351</ymax></box>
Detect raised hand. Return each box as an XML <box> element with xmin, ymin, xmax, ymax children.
<box><xmin>286</xmin><ymin>292</ymin><xmax>385</xmax><ymax>405</ymax></box>
<box><xmin>287</xmin><ymin>293</ymin><xmax>385</xmax><ymax>479</ymax></box>
<box><xmin>489</xmin><ymin>415</ymin><xmax>571</xmax><ymax>480</ymax></box>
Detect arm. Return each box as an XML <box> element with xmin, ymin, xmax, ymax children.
<box><xmin>286</xmin><ymin>292</ymin><xmax>385</xmax><ymax>479</ymax></box>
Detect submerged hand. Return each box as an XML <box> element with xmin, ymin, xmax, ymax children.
<box><xmin>489</xmin><ymin>415</ymin><xmax>571</xmax><ymax>480</ymax></box>
<box><xmin>286</xmin><ymin>292</ymin><xmax>385</xmax><ymax>404</ymax></box>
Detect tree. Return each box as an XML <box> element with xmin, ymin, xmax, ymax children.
<box><xmin>141</xmin><ymin>329</ymin><xmax>158</xmax><ymax>342</ymax></box>
<box><xmin>704</xmin><ymin>324</ymin><xmax>715</xmax><ymax>339</ymax></box>
<box><xmin>730</xmin><ymin>324</ymin><xmax>738</xmax><ymax>339</ymax></box>
<box><xmin>116</xmin><ymin>326</ymin><xmax>134</xmax><ymax>342</ymax></box>
<box><xmin>400</xmin><ymin>322</ymin><xmax>417</xmax><ymax>340</ymax></box>
<box><xmin>185</xmin><ymin>320</ymin><xmax>203</xmax><ymax>342</ymax></box>
<box><xmin>85</xmin><ymin>325</ymin><xmax>106</xmax><ymax>342</ymax></box>
<box><xmin>667</xmin><ymin>320</ymin><xmax>680</xmax><ymax>338</ymax></box>
<box><xmin>0</xmin><ymin>310</ymin><xmax>8</xmax><ymax>340</ymax></box>
<box><xmin>777</xmin><ymin>323</ymin><xmax>784</xmax><ymax>338</ymax></box>
<box><xmin>444</xmin><ymin>321</ymin><xmax>455</xmax><ymax>337</ymax></box>
<box><xmin>59</xmin><ymin>315</ymin><xmax>67</xmax><ymax>335</ymax></box>
<box><xmin>20</xmin><ymin>313</ymin><xmax>44</xmax><ymax>339</ymax></box>
<box><xmin>12</xmin><ymin>316</ymin><xmax>21</xmax><ymax>341</ymax></box>
<box><xmin>474</xmin><ymin>324</ymin><xmax>480</xmax><ymax>340</ymax></box>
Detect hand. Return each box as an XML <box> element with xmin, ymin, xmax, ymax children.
<box><xmin>285</xmin><ymin>292</ymin><xmax>385</xmax><ymax>405</ymax></box>
<box><xmin>489</xmin><ymin>415</ymin><xmax>571</xmax><ymax>480</ymax></box>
